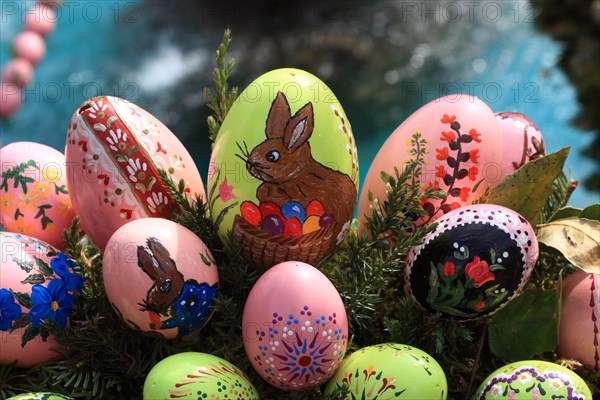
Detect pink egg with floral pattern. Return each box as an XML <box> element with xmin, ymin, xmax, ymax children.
<box><xmin>495</xmin><ymin>112</ymin><xmax>546</xmax><ymax>176</ymax></box>
<box><xmin>64</xmin><ymin>96</ymin><xmax>205</xmax><ymax>250</ymax></box>
<box><xmin>0</xmin><ymin>142</ymin><xmax>75</xmax><ymax>248</ymax></box>
<box><xmin>405</xmin><ymin>204</ymin><xmax>538</xmax><ymax>320</ymax></box>
<box><xmin>557</xmin><ymin>270</ymin><xmax>600</xmax><ymax>374</ymax></box>
<box><xmin>0</xmin><ymin>232</ymin><xmax>83</xmax><ymax>367</ymax></box>
<box><xmin>242</xmin><ymin>261</ymin><xmax>348</xmax><ymax>391</ymax></box>
<box><xmin>358</xmin><ymin>95</ymin><xmax>502</xmax><ymax>230</ymax></box>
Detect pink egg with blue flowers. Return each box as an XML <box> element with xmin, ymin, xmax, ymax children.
<box><xmin>0</xmin><ymin>232</ymin><xmax>83</xmax><ymax>367</ymax></box>
<box><xmin>242</xmin><ymin>261</ymin><xmax>348</xmax><ymax>391</ymax></box>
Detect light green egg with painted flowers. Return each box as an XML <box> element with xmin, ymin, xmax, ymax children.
<box><xmin>324</xmin><ymin>343</ymin><xmax>448</xmax><ymax>399</ymax></box>
<box><xmin>7</xmin><ymin>394</ymin><xmax>73</xmax><ymax>400</ymax></box>
<box><xmin>208</xmin><ymin>68</ymin><xmax>359</xmax><ymax>268</ymax></box>
<box><xmin>473</xmin><ymin>360</ymin><xmax>592</xmax><ymax>399</ymax></box>
<box><xmin>143</xmin><ymin>352</ymin><xmax>259</xmax><ymax>399</ymax></box>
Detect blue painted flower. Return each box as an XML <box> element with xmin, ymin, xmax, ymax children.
<box><xmin>30</xmin><ymin>279</ymin><xmax>75</xmax><ymax>329</ymax></box>
<box><xmin>161</xmin><ymin>281</ymin><xmax>218</xmax><ymax>337</ymax></box>
<box><xmin>0</xmin><ymin>289</ymin><xmax>22</xmax><ymax>331</ymax></box>
<box><xmin>51</xmin><ymin>252</ymin><xmax>84</xmax><ymax>292</ymax></box>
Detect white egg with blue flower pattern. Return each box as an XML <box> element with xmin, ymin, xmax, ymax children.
<box><xmin>0</xmin><ymin>232</ymin><xmax>83</xmax><ymax>367</ymax></box>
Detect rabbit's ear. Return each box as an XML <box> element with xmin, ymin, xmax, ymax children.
<box><xmin>284</xmin><ymin>102</ymin><xmax>314</xmax><ymax>151</ymax></box>
<box><xmin>146</xmin><ymin>237</ymin><xmax>177</xmax><ymax>274</ymax></box>
<box><xmin>265</xmin><ymin>91</ymin><xmax>291</xmax><ymax>139</ymax></box>
<box><xmin>137</xmin><ymin>246</ymin><xmax>159</xmax><ymax>280</ymax></box>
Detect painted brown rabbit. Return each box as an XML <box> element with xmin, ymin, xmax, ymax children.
<box><xmin>244</xmin><ymin>91</ymin><xmax>357</xmax><ymax>235</ymax></box>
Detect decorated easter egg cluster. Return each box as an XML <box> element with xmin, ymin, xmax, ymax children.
<box><xmin>1</xmin><ymin>32</ymin><xmax>598</xmax><ymax>399</ymax></box>
<box><xmin>240</xmin><ymin>199</ymin><xmax>333</xmax><ymax>236</ymax></box>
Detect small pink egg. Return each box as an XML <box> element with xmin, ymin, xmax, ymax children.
<box><xmin>0</xmin><ymin>232</ymin><xmax>81</xmax><ymax>367</ymax></box>
<box><xmin>37</xmin><ymin>0</ymin><xmax>64</xmax><ymax>7</ymax></box>
<box><xmin>0</xmin><ymin>82</ymin><xmax>23</xmax><ymax>118</ymax></box>
<box><xmin>495</xmin><ymin>112</ymin><xmax>546</xmax><ymax>176</ymax></box>
<box><xmin>0</xmin><ymin>142</ymin><xmax>76</xmax><ymax>248</ymax></box>
<box><xmin>13</xmin><ymin>31</ymin><xmax>46</xmax><ymax>65</ymax></box>
<box><xmin>242</xmin><ymin>261</ymin><xmax>348</xmax><ymax>391</ymax></box>
<box><xmin>24</xmin><ymin>4</ymin><xmax>57</xmax><ymax>36</ymax></box>
<box><xmin>1</xmin><ymin>58</ymin><xmax>34</xmax><ymax>87</ymax></box>
<box><xmin>557</xmin><ymin>270</ymin><xmax>600</xmax><ymax>374</ymax></box>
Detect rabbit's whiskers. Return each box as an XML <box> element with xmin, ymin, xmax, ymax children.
<box><xmin>235</xmin><ymin>153</ymin><xmax>247</xmax><ymax>163</ymax></box>
<box><xmin>236</xmin><ymin>142</ymin><xmax>250</xmax><ymax>158</ymax></box>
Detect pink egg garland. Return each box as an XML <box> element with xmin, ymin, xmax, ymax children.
<box><xmin>1</xmin><ymin>58</ymin><xmax>34</xmax><ymax>87</ymax></box>
<box><xmin>13</xmin><ymin>31</ymin><xmax>46</xmax><ymax>65</ymax></box>
<box><xmin>242</xmin><ymin>261</ymin><xmax>348</xmax><ymax>391</ymax></box>
<box><xmin>0</xmin><ymin>83</ymin><xmax>23</xmax><ymax>117</ymax></box>
<box><xmin>24</xmin><ymin>4</ymin><xmax>57</xmax><ymax>36</ymax></box>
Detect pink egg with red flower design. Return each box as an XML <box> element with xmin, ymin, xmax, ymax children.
<box><xmin>242</xmin><ymin>261</ymin><xmax>348</xmax><ymax>391</ymax></box>
<box><xmin>0</xmin><ymin>142</ymin><xmax>75</xmax><ymax>249</ymax></box>
<box><xmin>0</xmin><ymin>232</ymin><xmax>82</xmax><ymax>367</ymax></box>
<box><xmin>405</xmin><ymin>204</ymin><xmax>538</xmax><ymax>320</ymax></box>
<box><xmin>495</xmin><ymin>112</ymin><xmax>546</xmax><ymax>176</ymax></box>
<box><xmin>557</xmin><ymin>270</ymin><xmax>600</xmax><ymax>374</ymax></box>
<box><xmin>64</xmin><ymin>96</ymin><xmax>205</xmax><ymax>251</ymax></box>
<box><xmin>358</xmin><ymin>95</ymin><xmax>502</xmax><ymax>231</ymax></box>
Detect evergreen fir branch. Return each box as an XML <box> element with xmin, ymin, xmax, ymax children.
<box><xmin>204</xmin><ymin>28</ymin><xmax>238</xmax><ymax>145</ymax></box>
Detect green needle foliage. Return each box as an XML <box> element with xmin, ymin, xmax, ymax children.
<box><xmin>1</xmin><ymin>30</ymin><xmax>598</xmax><ymax>400</ymax></box>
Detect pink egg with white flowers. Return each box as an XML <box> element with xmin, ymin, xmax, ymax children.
<box><xmin>358</xmin><ymin>95</ymin><xmax>502</xmax><ymax>231</ymax></box>
<box><xmin>495</xmin><ymin>112</ymin><xmax>546</xmax><ymax>176</ymax></box>
<box><xmin>64</xmin><ymin>96</ymin><xmax>206</xmax><ymax>250</ymax></box>
<box><xmin>0</xmin><ymin>142</ymin><xmax>75</xmax><ymax>249</ymax></box>
<box><xmin>242</xmin><ymin>261</ymin><xmax>348</xmax><ymax>391</ymax></box>
<box><xmin>557</xmin><ymin>270</ymin><xmax>600</xmax><ymax>374</ymax></box>
<box><xmin>0</xmin><ymin>232</ymin><xmax>82</xmax><ymax>367</ymax></box>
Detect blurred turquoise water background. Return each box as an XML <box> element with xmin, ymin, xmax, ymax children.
<box><xmin>1</xmin><ymin>0</ymin><xmax>597</xmax><ymax>207</ymax></box>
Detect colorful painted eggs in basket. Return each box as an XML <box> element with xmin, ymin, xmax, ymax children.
<box><xmin>208</xmin><ymin>68</ymin><xmax>359</xmax><ymax>268</ymax></box>
<box><xmin>242</xmin><ymin>261</ymin><xmax>348</xmax><ymax>391</ymax></box>
<box><xmin>358</xmin><ymin>95</ymin><xmax>502</xmax><ymax>229</ymax></box>
<box><xmin>405</xmin><ymin>204</ymin><xmax>538</xmax><ymax>319</ymax></box>
<box><xmin>557</xmin><ymin>270</ymin><xmax>600</xmax><ymax>374</ymax></box>
<box><xmin>324</xmin><ymin>343</ymin><xmax>447</xmax><ymax>399</ymax></box>
<box><xmin>143</xmin><ymin>352</ymin><xmax>259</xmax><ymax>399</ymax></box>
<box><xmin>474</xmin><ymin>360</ymin><xmax>592</xmax><ymax>399</ymax></box>
<box><xmin>64</xmin><ymin>96</ymin><xmax>205</xmax><ymax>250</ymax></box>
<box><xmin>7</xmin><ymin>394</ymin><xmax>73</xmax><ymax>400</ymax></box>
<box><xmin>495</xmin><ymin>112</ymin><xmax>545</xmax><ymax>176</ymax></box>
<box><xmin>0</xmin><ymin>142</ymin><xmax>76</xmax><ymax>248</ymax></box>
<box><xmin>102</xmin><ymin>218</ymin><xmax>218</xmax><ymax>339</ymax></box>
<box><xmin>0</xmin><ymin>232</ymin><xmax>82</xmax><ymax>367</ymax></box>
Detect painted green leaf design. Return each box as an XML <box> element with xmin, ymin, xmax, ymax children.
<box><xmin>21</xmin><ymin>325</ymin><xmax>40</xmax><ymax>347</ymax></box>
<box><xmin>488</xmin><ymin>288</ymin><xmax>559</xmax><ymax>361</ymax></box>
<box><xmin>487</xmin><ymin>147</ymin><xmax>569</xmax><ymax>226</ymax></box>
<box><xmin>10</xmin><ymin>312</ymin><xmax>30</xmax><ymax>332</ymax></box>
<box><xmin>536</xmin><ymin>218</ymin><xmax>600</xmax><ymax>273</ymax></box>
<box><xmin>21</xmin><ymin>273</ymin><xmax>45</xmax><ymax>284</ymax></box>
<box><xmin>12</xmin><ymin>255</ymin><xmax>33</xmax><ymax>273</ymax></box>
<box><xmin>34</xmin><ymin>256</ymin><xmax>54</xmax><ymax>276</ymax></box>
<box><xmin>11</xmin><ymin>290</ymin><xmax>34</xmax><ymax>309</ymax></box>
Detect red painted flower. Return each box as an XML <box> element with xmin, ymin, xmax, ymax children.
<box><xmin>436</xmin><ymin>147</ymin><xmax>449</xmax><ymax>161</ymax></box>
<box><xmin>441</xmin><ymin>114</ymin><xmax>456</xmax><ymax>124</ymax></box>
<box><xmin>444</xmin><ymin>261</ymin><xmax>455</xmax><ymax>277</ymax></box>
<box><xmin>459</xmin><ymin>187</ymin><xmax>470</xmax><ymax>202</ymax></box>
<box><xmin>450</xmin><ymin>202</ymin><xmax>461</xmax><ymax>210</ymax></box>
<box><xmin>468</xmin><ymin>166</ymin><xmax>479</xmax><ymax>181</ymax></box>
<box><xmin>475</xmin><ymin>301</ymin><xmax>486</xmax><ymax>310</ymax></box>
<box><xmin>435</xmin><ymin>165</ymin><xmax>447</xmax><ymax>179</ymax></box>
<box><xmin>440</xmin><ymin>131</ymin><xmax>457</xmax><ymax>143</ymax></box>
<box><xmin>465</xmin><ymin>256</ymin><xmax>495</xmax><ymax>287</ymax></box>
<box><xmin>470</xmin><ymin>148</ymin><xmax>480</xmax><ymax>163</ymax></box>
<box><xmin>470</xmin><ymin>129</ymin><xmax>482</xmax><ymax>142</ymax></box>
<box><xmin>219</xmin><ymin>177</ymin><xmax>236</xmax><ymax>202</ymax></box>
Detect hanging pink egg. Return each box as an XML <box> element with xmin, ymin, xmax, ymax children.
<box><xmin>495</xmin><ymin>112</ymin><xmax>546</xmax><ymax>176</ymax></box>
<box><xmin>242</xmin><ymin>261</ymin><xmax>348</xmax><ymax>391</ymax></box>
<box><xmin>0</xmin><ymin>142</ymin><xmax>75</xmax><ymax>248</ymax></box>
<box><xmin>1</xmin><ymin>58</ymin><xmax>34</xmax><ymax>87</ymax></box>
<box><xmin>0</xmin><ymin>82</ymin><xmax>22</xmax><ymax>117</ymax></box>
<box><xmin>24</xmin><ymin>4</ymin><xmax>57</xmax><ymax>37</ymax></box>
<box><xmin>64</xmin><ymin>96</ymin><xmax>206</xmax><ymax>251</ymax></box>
<box><xmin>557</xmin><ymin>270</ymin><xmax>600</xmax><ymax>374</ymax></box>
<box><xmin>358</xmin><ymin>95</ymin><xmax>502</xmax><ymax>230</ymax></box>
<box><xmin>13</xmin><ymin>31</ymin><xmax>46</xmax><ymax>65</ymax></box>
